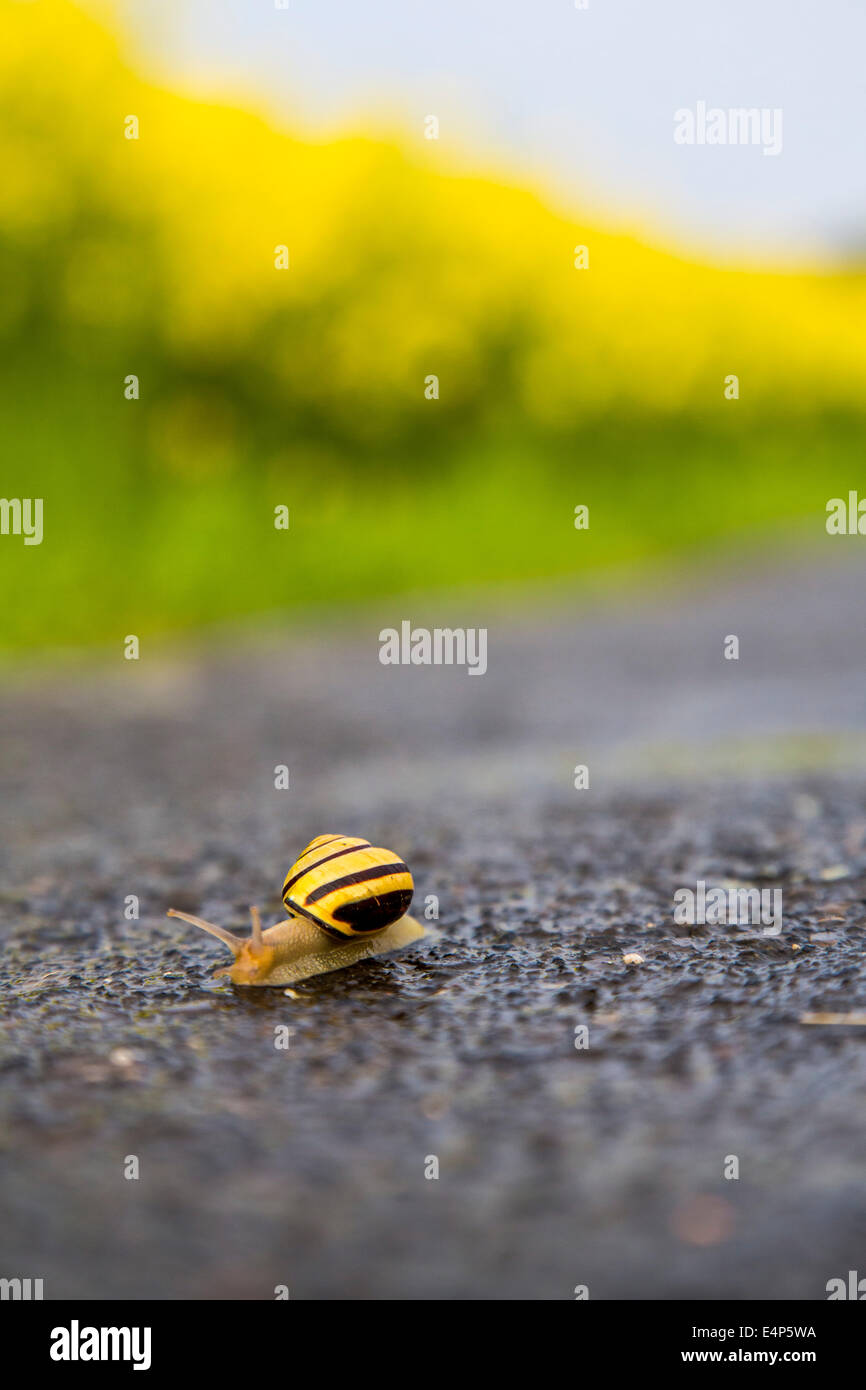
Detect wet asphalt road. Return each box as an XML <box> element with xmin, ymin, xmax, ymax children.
<box><xmin>2</xmin><ymin>550</ymin><xmax>866</xmax><ymax>1300</ymax></box>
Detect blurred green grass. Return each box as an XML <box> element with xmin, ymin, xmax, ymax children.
<box><xmin>0</xmin><ymin>352</ymin><xmax>857</xmax><ymax>651</ymax></box>
<box><xmin>0</xmin><ymin>0</ymin><xmax>863</xmax><ymax>653</ymax></box>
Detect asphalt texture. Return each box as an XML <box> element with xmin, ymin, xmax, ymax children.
<box><xmin>2</xmin><ymin>551</ymin><xmax>866</xmax><ymax>1300</ymax></box>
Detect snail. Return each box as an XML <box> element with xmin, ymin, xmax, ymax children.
<box><xmin>167</xmin><ymin>834</ymin><xmax>430</xmax><ymax>986</ymax></box>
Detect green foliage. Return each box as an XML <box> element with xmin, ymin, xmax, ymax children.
<box><xmin>0</xmin><ymin>1</ymin><xmax>861</xmax><ymax>651</ymax></box>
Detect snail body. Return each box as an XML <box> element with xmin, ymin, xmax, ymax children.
<box><xmin>168</xmin><ymin>835</ymin><xmax>428</xmax><ymax>986</ymax></box>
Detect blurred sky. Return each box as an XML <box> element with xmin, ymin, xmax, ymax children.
<box><xmin>102</xmin><ymin>0</ymin><xmax>866</xmax><ymax>263</ymax></box>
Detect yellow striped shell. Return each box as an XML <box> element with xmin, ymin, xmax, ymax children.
<box><xmin>281</xmin><ymin>834</ymin><xmax>414</xmax><ymax>940</ymax></box>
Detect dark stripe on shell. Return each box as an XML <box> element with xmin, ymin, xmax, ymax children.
<box><xmin>282</xmin><ymin>841</ymin><xmax>372</xmax><ymax>895</ymax></box>
<box><xmin>330</xmin><ymin>888</ymin><xmax>414</xmax><ymax>931</ymax></box>
<box><xmin>292</xmin><ymin>835</ymin><xmax>346</xmax><ymax>865</ymax></box>
<box><xmin>305</xmin><ymin>861</ymin><xmax>410</xmax><ymax>905</ymax></box>
<box><xmin>284</xmin><ymin>896</ymin><xmax>339</xmax><ymax>936</ymax></box>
